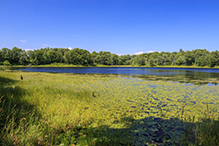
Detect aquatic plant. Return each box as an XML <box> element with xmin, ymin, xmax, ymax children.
<box><xmin>0</xmin><ymin>70</ymin><xmax>218</xmax><ymax>145</ymax></box>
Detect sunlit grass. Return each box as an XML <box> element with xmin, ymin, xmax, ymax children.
<box><xmin>0</xmin><ymin>70</ymin><xmax>219</xmax><ymax>145</ymax></box>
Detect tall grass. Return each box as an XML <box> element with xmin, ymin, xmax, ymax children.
<box><xmin>0</xmin><ymin>70</ymin><xmax>218</xmax><ymax>145</ymax></box>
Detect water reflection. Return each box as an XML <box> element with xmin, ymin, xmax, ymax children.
<box><xmin>135</xmin><ymin>71</ymin><xmax>219</xmax><ymax>85</ymax></box>
<box><xmin>13</xmin><ymin>67</ymin><xmax>219</xmax><ymax>85</ymax></box>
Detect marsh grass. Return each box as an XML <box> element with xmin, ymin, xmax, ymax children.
<box><xmin>0</xmin><ymin>70</ymin><xmax>219</xmax><ymax>145</ymax></box>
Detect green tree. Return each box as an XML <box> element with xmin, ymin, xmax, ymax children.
<box><xmin>208</xmin><ymin>51</ymin><xmax>219</xmax><ymax>67</ymax></box>
<box><xmin>18</xmin><ymin>50</ymin><xmax>28</xmax><ymax>65</ymax></box>
<box><xmin>162</xmin><ymin>54</ymin><xmax>171</xmax><ymax>65</ymax></box>
<box><xmin>1</xmin><ymin>48</ymin><xmax>12</xmax><ymax>63</ymax></box>
<box><xmin>179</xmin><ymin>48</ymin><xmax>184</xmax><ymax>52</ymax></box>
<box><xmin>157</xmin><ymin>56</ymin><xmax>163</xmax><ymax>66</ymax></box>
<box><xmin>95</xmin><ymin>51</ymin><xmax>112</xmax><ymax>65</ymax></box>
<box><xmin>119</xmin><ymin>55</ymin><xmax>132</xmax><ymax>65</ymax></box>
<box><xmin>170</xmin><ymin>53</ymin><xmax>177</xmax><ymax>65</ymax></box>
<box><xmin>110</xmin><ymin>54</ymin><xmax>119</xmax><ymax>65</ymax></box>
<box><xmin>46</xmin><ymin>49</ymin><xmax>56</xmax><ymax>63</ymax></box>
<box><xmin>194</xmin><ymin>49</ymin><xmax>210</xmax><ymax>66</ymax></box>
<box><xmin>27</xmin><ymin>49</ymin><xmax>44</xmax><ymax>65</ymax></box>
<box><xmin>176</xmin><ymin>56</ymin><xmax>186</xmax><ymax>65</ymax></box>
<box><xmin>0</xmin><ymin>49</ymin><xmax>3</xmax><ymax>62</ymax></box>
<box><xmin>138</xmin><ymin>56</ymin><xmax>146</xmax><ymax>66</ymax></box>
<box><xmin>11</xmin><ymin>47</ymin><xmax>23</xmax><ymax>64</ymax></box>
<box><xmin>3</xmin><ymin>60</ymin><xmax>11</xmax><ymax>66</ymax></box>
<box><xmin>184</xmin><ymin>50</ymin><xmax>195</xmax><ymax>66</ymax></box>
<box><xmin>91</xmin><ymin>51</ymin><xmax>98</xmax><ymax>65</ymax></box>
<box><xmin>42</xmin><ymin>48</ymin><xmax>50</xmax><ymax>64</ymax></box>
<box><xmin>64</xmin><ymin>48</ymin><xmax>92</xmax><ymax>65</ymax></box>
<box><xmin>149</xmin><ymin>58</ymin><xmax>156</xmax><ymax>67</ymax></box>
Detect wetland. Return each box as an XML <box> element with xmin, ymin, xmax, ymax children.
<box><xmin>0</xmin><ymin>67</ymin><xmax>219</xmax><ymax>146</ymax></box>
<box><xmin>15</xmin><ymin>67</ymin><xmax>219</xmax><ymax>85</ymax></box>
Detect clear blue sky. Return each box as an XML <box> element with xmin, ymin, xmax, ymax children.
<box><xmin>0</xmin><ymin>0</ymin><xmax>219</xmax><ymax>55</ymax></box>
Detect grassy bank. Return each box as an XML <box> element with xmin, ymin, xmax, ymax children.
<box><xmin>0</xmin><ymin>70</ymin><xmax>219</xmax><ymax>145</ymax></box>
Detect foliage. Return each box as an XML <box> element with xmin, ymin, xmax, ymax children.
<box><xmin>1</xmin><ymin>47</ymin><xmax>219</xmax><ymax>67</ymax></box>
<box><xmin>149</xmin><ymin>58</ymin><xmax>156</xmax><ymax>67</ymax></box>
<box><xmin>64</xmin><ymin>48</ymin><xmax>92</xmax><ymax>65</ymax></box>
<box><xmin>3</xmin><ymin>60</ymin><xmax>11</xmax><ymax>66</ymax></box>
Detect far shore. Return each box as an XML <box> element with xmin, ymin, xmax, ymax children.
<box><xmin>2</xmin><ymin>64</ymin><xmax>219</xmax><ymax>69</ymax></box>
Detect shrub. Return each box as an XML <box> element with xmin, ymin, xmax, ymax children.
<box><xmin>3</xmin><ymin>60</ymin><xmax>11</xmax><ymax>66</ymax></box>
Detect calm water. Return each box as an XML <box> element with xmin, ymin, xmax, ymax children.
<box><xmin>15</xmin><ymin>67</ymin><xmax>219</xmax><ymax>85</ymax></box>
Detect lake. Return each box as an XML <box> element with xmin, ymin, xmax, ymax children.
<box><xmin>15</xmin><ymin>67</ymin><xmax>219</xmax><ymax>85</ymax></box>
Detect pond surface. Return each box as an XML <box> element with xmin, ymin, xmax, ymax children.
<box><xmin>15</xmin><ymin>67</ymin><xmax>219</xmax><ymax>85</ymax></box>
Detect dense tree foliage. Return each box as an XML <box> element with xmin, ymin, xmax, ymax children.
<box><xmin>0</xmin><ymin>47</ymin><xmax>219</xmax><ymax>67</ymax></box>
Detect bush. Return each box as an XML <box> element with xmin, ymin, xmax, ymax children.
<box><xmin>0</xmin><ymin>67</ymin><xmax>5</xmax><ymax>70</ymax></box>
<box><xmin>3</xmin><ymin>60</ymin><xmax>11</xmax><ymax>66</ymax></box>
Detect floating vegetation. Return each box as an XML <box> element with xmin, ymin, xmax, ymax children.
<box><xmin>135</xmin><ymin>73</ymin><xmax>219</xmax><ymax>85</ymax></box>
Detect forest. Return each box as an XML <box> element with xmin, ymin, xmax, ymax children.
<box><xmin>0</xmin><ymin>47</ymin><xmax>219</xmax><ymax>67</ymax></box>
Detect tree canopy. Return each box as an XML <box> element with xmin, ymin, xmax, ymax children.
<box><xmin>0</xmin><ymin>47</ymin><xmax>218</xmax><ymax>67</ymax></box>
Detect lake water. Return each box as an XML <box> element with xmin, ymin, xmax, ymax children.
<box><xmin>15</xmin><ymin>67</ymin><xmax>219</xmax><ymax>85</ymax></box>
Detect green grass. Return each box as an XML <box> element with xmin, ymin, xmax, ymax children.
<box><xmin>0</xmin><ymin>70</ymin><xmax>219</xmax><ymax>145</ymax></box>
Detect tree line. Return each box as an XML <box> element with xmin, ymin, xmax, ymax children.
<box><xmin>0</xmin><ymin>47</ymin><xmax>219</xmax><ymax>67</ymax></box>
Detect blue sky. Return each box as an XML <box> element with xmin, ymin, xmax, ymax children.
<box><xmin>0</xmin><ymin>0</ymin><xmax>219</xmax><ymax>55</ymax></box>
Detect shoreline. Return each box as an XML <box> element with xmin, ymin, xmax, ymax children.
<box><xmin>2</xmin><ymin>64</ymin><xmax>219</xmax><ymax>69</ymax></box>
